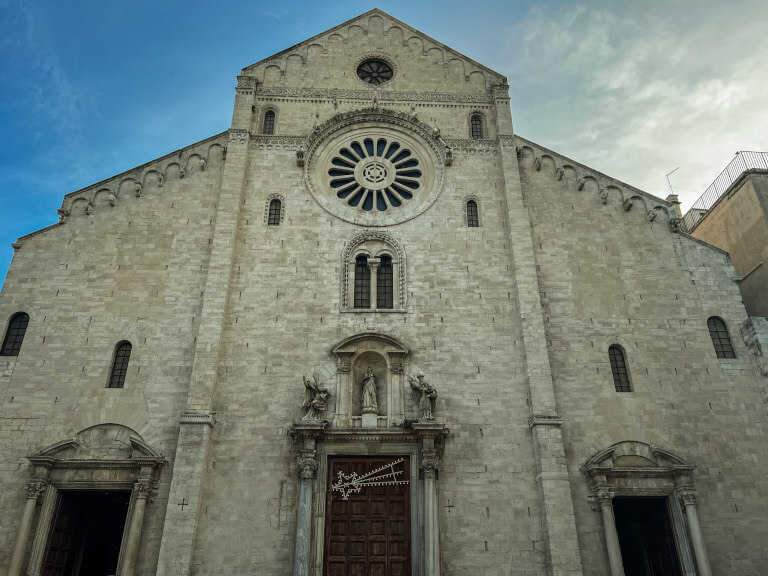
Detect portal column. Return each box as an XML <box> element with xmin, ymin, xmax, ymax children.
<box><xmin>120</xmin><ymin>479</ymin><xmax>152</xmax><ymax>576</ymax></box>
<box><xmin>290</xmin><ymin>423</ymin><xmax>325</xmax><ymax>576</ymax></box>
<box><xmin>9</xmin><ymin>480</ymin><xmax>47</xmax><ymax>576</ymax></box>
<box><xmin>677</xmin><ymin>487</ymin><xmax>712</xmax><ymax>576</ymax></box>
<box><xmin>596</xmin><ymin>487</ymin><xmax>625</xmax><ymax>576</ymax></box>
<box><xmin>422</xmin><ymin>446</ymin><xmax>440</xmax><ymax>576</ymax></box>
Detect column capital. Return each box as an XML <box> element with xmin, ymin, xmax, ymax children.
<box><xmin>421</xmin><ymin>447</ymin><xmax>440</xmax><ymax>479</ymax></box>
<box><xmin>297</xmin><ymin>449</ymin><xmax>319</xmax><ymax>479</ymax></box>
<box><xmin>367</xmin><ymin>257</ymin><xmax>381</xmax><ymax>270</ymax></box>
<box><xmin>676</xmin><ymin>486</ymin><xmax>697</xmax><ymax>507</ymax></box>
<box><xmin>596</xmin><ymin>486</ymin><xmax>614</xmax><ymax>506</ymax></box>
<box><xmin>134</xmin><ymin>479</ymin><xmax>152</xmax><ymax>500</ymax></box>
<box><xmin>24</xmin><ymin>480</ymin><xmax>47</xmax><ymax>502</ymax></box>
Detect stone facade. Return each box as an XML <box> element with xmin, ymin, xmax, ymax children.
<box><xmin>1</xmin><ymin>9</ymin><xmax>767</xmax><ymax>576</ymax></box>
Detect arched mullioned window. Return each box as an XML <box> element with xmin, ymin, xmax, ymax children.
<box><xmin>470</xmin><ymin>114</ymin><xmax>484</xmax><ymax>140</ymax></box>
<box><xmin>268</xmin><ymin>199</ymin><xmax>282</xmax><ymax>226</ymax></box>
<box><xmin>609</xmin><ymin>345</ymin><xmax>632</xmax><ymax>392</ymax></box>
<box><xmin>467</xmin><ymin>200</ymin><xmax>479</xmax><ymax>227</ymax></box>
<box><xmin>354</xmin><ymin>256</ymin><xmax>371</xmax><ymax>309</ymax></box>
<box><xmin>108</xmin><ymin>341</ymin><xmax>132</xmax><ymax>389</ymax></box>
<box><xmin>263</xmin><ymin>110</ymin><xmax>276</xmax><ymax>135</ymax></box>
<box><xmin>707</xmin><ymin>317</ymin><xmax>736</xmax><ymax>359</ymax></box>
<box><xmin>1</xmin><ymin>312</ymin><xmax>30</xmax><ymax>356</ymax></box>
<box><xmin>377</xmin><ymin>255</ymin><xmax>394</xmax><ymax>309</ymax></box>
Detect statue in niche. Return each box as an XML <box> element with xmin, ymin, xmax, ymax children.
<box><xmin>408</xmin><ymin>374</ymin><xmax>437</xmax><ymax>421</ymax></box>
<box><xmin>301</xmin><ymin>372</ymin><xmax>331</xmax><ymax>422</ymax></box>
<box><xmin>361</xmin><ymin>367</ymin><xmax>379</xmax><ymax>415</ymax></box>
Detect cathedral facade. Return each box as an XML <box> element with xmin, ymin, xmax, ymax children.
<box><xmin>1</xmin><ymin>10</ymin><xmax>767</xmax><ymax>576</ymax></box>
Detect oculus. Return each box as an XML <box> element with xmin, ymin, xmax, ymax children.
<box><xmin>356</xmin><ymin>59</ymin><xmax>393</xmax><ymax>85</ymax></box>
<box><xmin>328</xmin><ymin>137</ymin><xmax>422</xmax><ymax>212</ymax></box>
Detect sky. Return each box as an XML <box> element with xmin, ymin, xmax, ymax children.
<box><xmin>1</xmin><ymin>0</ymin><xmax>767</xmax><ymax>285</ymax></box>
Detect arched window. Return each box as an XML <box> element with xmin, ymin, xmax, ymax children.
<box><xmin>108</xmin><ymin>341</ymin><xmax>132</xmax><ymax>388</ymax></box>
<box><xmin>609</xmin><ymin>345</ymin><xmax>631</xmax><ymax>392</ymax></box>
<box><xmin>707</xmin><ymin>317</ymin><xmax>735</xmax><ymax>358</ymax></box>
<box><xmin>268</xmin><ymin>199</ymin><xmax>282</xmax><ymax>225</ymax></box>
<box><xmin>470</xmin><ymin>114</ymin><xmax>483</xmax><ymax>140</ymax></box>
<box><xmin>377</xmin><ymin>256</ymin><xmax>394</xmax><ymax>309</ymax></box>
<box><xmin>1</xmin><ymin>312</ymin><xmax>30</xmax><ymax>356</ymax></box>
<box><xmin>263</xmin><ymin>110</ymin><xmax>276</xmax><ymax>135</ymax></box>
<box><xmin>354</xmin><ymin>256</ymin><xmax>371</xmax><ymax>309</ymax></box>
<box><xmin>467</xmin><ymin>200</ymin><xmax>479</xmax><ymax>227</ymax></box>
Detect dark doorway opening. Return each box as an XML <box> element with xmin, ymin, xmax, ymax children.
<box><xmin>41</xmin><ymin>490</ymin><xmax>131</xmax><ymax>576</ymax></box>
<box><xmin>613</xmin><ymin>497</ymin><xmax>683</xmax><ymax>576</ymax></box>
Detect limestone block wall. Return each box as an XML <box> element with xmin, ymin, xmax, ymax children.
<box><xmin>185</xmin><ymin>125</ymin><xmax>551</xmax><ymax>574</ymax></box>
<box><xmin>243</xmin><ymin>11</ymin><xmax>497</xmax><ymax>96</ymax></box>
<box><xmin>518</xmin><ymin>143</ymin><xmax>768</xmax><ymax>575</ymax></box>
<box><xmin>0</xmin><ymin>136</ymin><xmax>226</xmax><ymax>573</ymax></box>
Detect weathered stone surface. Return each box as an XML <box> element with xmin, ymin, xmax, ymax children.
<box><xmin>0</xmin><ymin>9</ymin><xmax>766</xmax><ymax>576</ymax></box>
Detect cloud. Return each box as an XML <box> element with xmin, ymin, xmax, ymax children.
<box><xmin>500</xmin><ymin>1</ymin><xmax>768</xmax><ymax>209</ymax></box>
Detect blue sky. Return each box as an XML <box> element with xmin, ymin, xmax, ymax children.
<box><xmin>2</xmin><ymin>0</ymin><xmax>767</xmax><ymax>285</ymax></box>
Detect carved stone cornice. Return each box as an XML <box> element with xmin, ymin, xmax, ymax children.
<box><xmin>179</xmin><ymin>411</ymin><xmax>216</xmax><ymax>428</ymax></box>
<box><xmin>237</xmin><ymin>75</ymin><xmax>258</xmax><ymax>91</ymax></box>
<box><xmin>228</xmin><ymin>129</ymin><xmax>249</xmax><ymax>145</ymax></box>
<box><xmin>251</xmin><ymin>135</ymin><xmax>306</xmax><ymax>146</ymax></box>
<box><xmin>25</xmin><ymin>480</ymin><xmax>48</xmax><ymax>501</ymax></box>
<box><xmin>528</xmin><ymin>415</ymin><xmax>563</xmax><ymax>428</ymax></box>
<box><xmin>443</xmin><ymin>138</ymin><xmax>498</xmax><ymax>152</ymax></box>
<box><xmin>256</xmin><ymin>86</ymin><xmax>494</xmax><ymax>104</ymax></box>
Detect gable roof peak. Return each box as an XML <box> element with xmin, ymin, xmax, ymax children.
<box><xmin>241</xmin><ymin>8</ymin><xmax>506</xmax><ymax>81</ymax></box>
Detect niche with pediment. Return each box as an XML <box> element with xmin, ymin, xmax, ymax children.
<box><xmin>332</xmin><ymin>333</ymin><xmax>409</xmax><ymax>428</ymax></box>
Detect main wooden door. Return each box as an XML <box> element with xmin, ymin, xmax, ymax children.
<box><xmin>324</xmin><ymin>456</ymin><xmax>411</xmax><ymax>576</ymax></box>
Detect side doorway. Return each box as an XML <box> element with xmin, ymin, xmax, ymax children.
<box><xmin>41</xmin><ymin>490</ymin><xmax>131</xmax><ymax>576</ymax></box>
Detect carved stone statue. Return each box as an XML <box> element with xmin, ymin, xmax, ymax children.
<box><xmin>302</xmin><ymin>372</ymin><xmax>330</xmax><ymax>422</ymax></box>
<box><xmin>361</xmin><ymin>367</ymin><xmax>378</xmax><ymax>415</ymax></box>
<box><xmin>409</xmin><ymin>374</ymin><xmax>437</xmax><ymax>421</ymax></box>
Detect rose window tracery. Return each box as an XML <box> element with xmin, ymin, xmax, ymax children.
<box><xmin>328</xmin><ymin>138</ymin><xmax>422</xmax><ymax>212</ymax></box>
<box><xmin>356</xmin><ymin>59</ymin><xmax>393</xmax><ymax>85</ymax></box>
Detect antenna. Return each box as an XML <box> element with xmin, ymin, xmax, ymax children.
<box><xmin>666</xmin><ymin>167</ymin><xmax>680</xmax><ymax>196</ymax></box>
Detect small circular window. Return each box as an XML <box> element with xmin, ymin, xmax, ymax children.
<box><xmin>356</xmin><ymin>59</ymin><xmax>393</xmax><ymax>86</ymax></box>
<box><xmin>328</xmin><ymin>138</ymin><xmax>422</xmax><ymax>212</ymax></box>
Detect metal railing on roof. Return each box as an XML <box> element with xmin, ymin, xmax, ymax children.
<box><xmin>682</xmin><ymin>151</ymin><xmax>768</xmax><ymax>232</ymax></box>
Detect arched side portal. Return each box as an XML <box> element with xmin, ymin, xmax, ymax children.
<box><xmin>582</xmin><ymin>440</ymin><xmax>712</xmax><ymax>576</ymax></box>
<box><xmin>9</xmin><ymin>424</ymin><xmax>165</xmax><ymax>576</ymax></box>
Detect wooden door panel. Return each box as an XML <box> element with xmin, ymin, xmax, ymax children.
<box><xmin>324</xmin><ymin>456</ymin><xmax>411</xmax><ymax>576</ymax></box>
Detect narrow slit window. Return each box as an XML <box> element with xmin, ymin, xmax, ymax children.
<box><xmin>467</xmin><ymin>200</ymin><xmax>479</xmax><ymax>227</ymax></box>
<box><xmin>109</xmin><ymin>341</ymin><xmax>132</xmax><ymax>389</ymax></box>
<box><xmin>268</xmin><ymin>199</ymin><xmax>281</xmax><ymax>225</ymax></box>
<box><xmin>609</xmin><ymin>345</ymin><xmax>631</xmax><ymax>392</ymax></box>
<box><xmin>377</xmin><ymin>256</ymin><xmax>394</xmax><ymax>309</ymax></box>
<box><xmin>707</xmin><ymin>317</ymin><xmax>735</xmax><ymax>358</ymax></box>
<box><xmin>470</xmin><ymin>114</ymin><xmax>483</xmax><ymax>140</ymax></box>
<box><xmin>1</xmin><ymin>312</ymin><xmax>30</xmax><ymax>356</ymax></box>
<box><xmin>263</xmin><ymin>111</ymin><xmax>276</xmax><ymax>135</ymax></box>
<box><xmin>354</xmin><ymin>256</ymin><xmax>371</xmax><ymax>309</ymax></box>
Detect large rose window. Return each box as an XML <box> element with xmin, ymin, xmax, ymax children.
<box><xmin>327</xmin><ymin>138</ymin><xmax>422</xmax><ymax>212</ymax></box>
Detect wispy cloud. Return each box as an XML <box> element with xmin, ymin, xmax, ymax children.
<box><xmin>502</xmin><ymin>1</ymin><xmax>768</xmax><ymax>208</ymax></box>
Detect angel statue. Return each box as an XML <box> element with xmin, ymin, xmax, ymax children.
<box><xmin>408</xmin><ymin>374</ymin><xmax>437</xmax><ymax>421</ymax></box>
<box><xmin>302</xmin><ymin>372</ymin><xmax>331</xmax><ymax>422</ymax></box>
